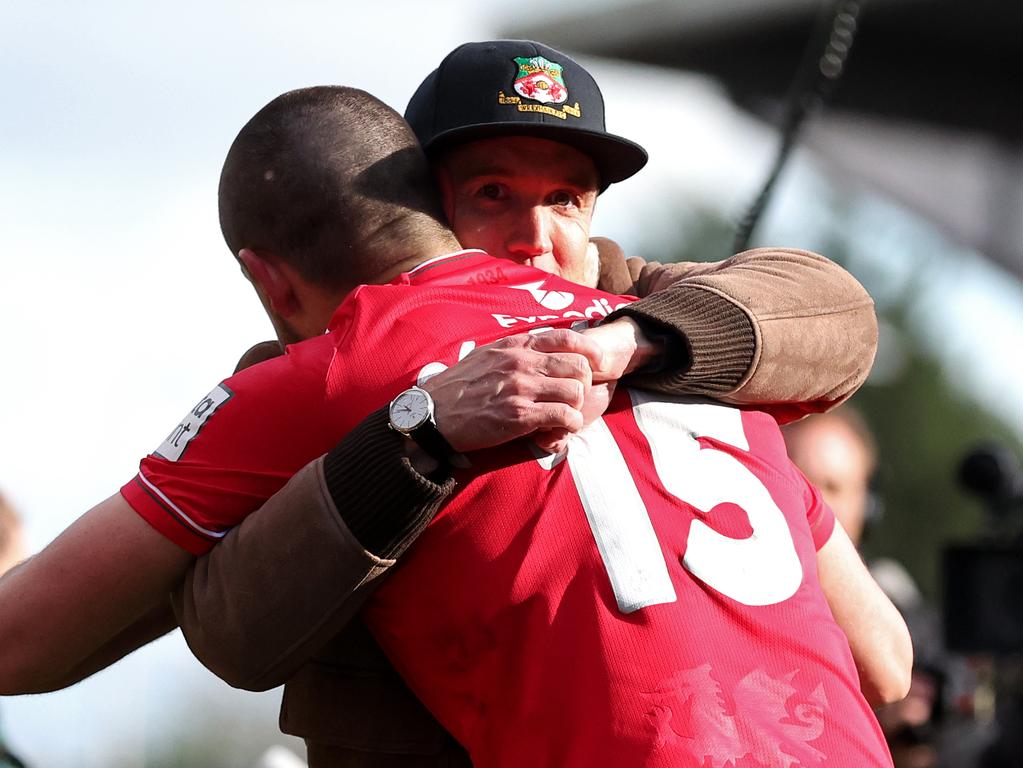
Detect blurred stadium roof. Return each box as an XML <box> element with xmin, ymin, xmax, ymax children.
<box><xmin>506</xmin><ymin>0</ymin><xmax>1023</xmax><ymax>279</ymax></box>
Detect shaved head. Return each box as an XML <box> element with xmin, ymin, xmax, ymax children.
<box><xmin>219</xmin><ymin>86</ymin><xmax>452</xmax><ymax>290</ymax></box>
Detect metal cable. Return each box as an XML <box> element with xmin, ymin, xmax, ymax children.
<box><xmin>732</xmin><ymin>0</ymin><xmax>864</xmax><ymax>254</ymax></box>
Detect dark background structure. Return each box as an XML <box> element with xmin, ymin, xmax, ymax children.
<box><xmin>508</xmin><ymin>0</ymin><xmax>1023</xmax><ymax>280</ymax></box>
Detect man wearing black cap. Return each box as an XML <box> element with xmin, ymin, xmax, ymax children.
<box><xmin>164</xmin><ymin>44</ymin><xmax>904</xmax><ymax>768</ymax></box>
<box><xmin>405</xmin><ymin>40</ymin><xmax>647</xmax><ymax>290</ymax></box>
<box><xmin>406</xmin><ymin>40</ymin><xmax>647</xmax><ymax>183</ymax></box>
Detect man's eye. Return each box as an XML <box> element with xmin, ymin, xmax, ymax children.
<box><xmin>549</xmin><ymin>190</ymin><xmax>576</xmax><ymax>207</ymax></box>
<box><xmin>478</xmin><ymin>183</ymin><xmax>503</xmax><ymax>200</ymax></box>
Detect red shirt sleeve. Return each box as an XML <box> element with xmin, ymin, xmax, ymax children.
<box><xmin>120</xmin><ymin>341</ymin><xmax>340</xmax><ymax>554</ymax></box>
<box><xmin>121</xmin><ymin>472</ymin><xmax>226</xmax><ymax>555</ymax></box>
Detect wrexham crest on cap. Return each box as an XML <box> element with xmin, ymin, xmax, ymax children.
<box><xmin>512</xmin><ymin>55</ymin><xmax>567</xmax><ymax>105</ymax></box>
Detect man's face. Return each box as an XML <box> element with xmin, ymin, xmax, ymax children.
<box><xmin>435</xmin><ymin>136</ymin><xmax>600</xmax><ymax>286</ymax></box>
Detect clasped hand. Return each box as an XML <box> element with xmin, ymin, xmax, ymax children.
<box><xmin>422</xmin><ymin>318</ymin><xmax>655</xmax><ymax>455</ymax></box>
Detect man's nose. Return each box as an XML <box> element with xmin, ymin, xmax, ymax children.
<box><xmin>506</xmin><ymin>206</ymin><xmax>552</xmax><ymax>260</ymax></box>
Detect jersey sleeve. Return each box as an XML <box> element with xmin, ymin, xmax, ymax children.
<box><xmin>794</xmin><ymin>465</ymin><xmax>836</xmax><ymax>551</ymax></box>
<box><xmin>120</xmin><ymin>347</ymin><xmax>337</xmax><ymax>555</ymax></box>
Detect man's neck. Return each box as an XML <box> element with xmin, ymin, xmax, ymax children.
<box><xmin>368</xmin><ymin>233</ymin><xmax>465</xmax><ymax>286</ymax></box>
<box><xmin>309</xmin><ymin>232</ymin><xmax>466</xmax><ymax>337</ymax></box>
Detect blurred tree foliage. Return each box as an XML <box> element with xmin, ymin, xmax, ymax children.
<box><xmin>851</xmin><ymin>329</ymin><xmax>1011</xmax><ymax>599</ymax></box>
<box><xmin>648</xmin><ymin>202</ymin><xmax>1023</xmax><ymax>600</ymax></box>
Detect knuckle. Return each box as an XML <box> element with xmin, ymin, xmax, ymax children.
<box><xmin>495</xmin><ymin>350</ymin><xmax>525</xmax><ymax>375</ymax></box>
<box><xmin>508</xmin><ymin>399</ymin><xmax>534</xmax><ymax>424</ymax></box>
<box><xmin>549</xmin><ymin>404</ymin><xmax>581</xmax><ymax>430</ymax></box>
<box><xmin>571</xmin><ymin>379</ymin><xmax>586</xmax><ymax>405</ymax></box>
<box><xmin>503</xmin><ymin>373</ymin><xmax>531</xmax><ymax>397</ymax></box>
<box><xmin>532</xmin><ymin>328</ymin><xmax>571</xmax><ymax>350</ymax></box>
<box><xmin>568</xmin><ymin>353</ymin><xmax>588</xmax><ymax>374</ymax></box>
<box><xmin>562</xmin><ymin>354</ymin><xmax>590</xmax><ymax>382</ymax></box>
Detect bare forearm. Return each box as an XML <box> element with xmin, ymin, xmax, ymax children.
<box><xmin>0</xmin><ymin>494</ymin><xmax>191</xmax><ymax>695</ymax></box>
<box><xmin>25</xmin><ymin>602</ymin><xmax>178</xmax><ymax>693</ymax></box>
<box><xmin>817</xmin><ymin>524</ymin><xmax>913</xmax><ymax>706</ymax></box>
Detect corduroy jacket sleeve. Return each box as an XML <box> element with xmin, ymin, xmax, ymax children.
<box><xmin>609</xmin><ymin>246</ymin><xmax>878</xmax><ymax>425</ymax></box>
<box><xmin>171</xmin><ymin>407</ymin><xmax>455</xmax><ymax>692</ymax></box>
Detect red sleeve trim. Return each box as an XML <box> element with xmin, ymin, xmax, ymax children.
<box><xmin>808</xmin><ymin>499</ymin><xmax>836</xmax><ymax>552</ymax></box>
<box><xmin>120</xmin><ymin>474</ymin><xmax>225</xmax><ymax>556</ymax></box>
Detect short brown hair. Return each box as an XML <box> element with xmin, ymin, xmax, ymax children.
<box><xmin>218</xmin><ymin>86</ymin><xmax>448</xmax><ymax>290</ymax></box>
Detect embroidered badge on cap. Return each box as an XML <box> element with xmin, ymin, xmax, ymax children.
<box><xmin>513</xmin><ymin>55</ymin><xmax>567</xmax><ymax>104</ymax></box>
<box><xmin>497</xmin><ymin>55</ymin><xmax>582</xmax><ymax>120</ymax></box>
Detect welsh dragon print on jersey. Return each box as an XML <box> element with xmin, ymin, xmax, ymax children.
<box><xmin>125</xmin><ymin>251</ymin><xmax>891</xmax><ymax>767</ymax></box>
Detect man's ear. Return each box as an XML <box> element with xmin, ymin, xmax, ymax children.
<box><xmin>238</xmin><ymin>249</ymin><xmax>299</xmax><ymax>317</ymax></box>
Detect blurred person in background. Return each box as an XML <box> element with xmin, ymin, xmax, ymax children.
<box><xmin>0</xmin><ymin>493</ymin><xmax>27</xmax><ymax>768</ymax></box>
<box><xmin>784</xmin><ymin>407</ymin><xmax>944</xmax><ymax>768</ymax></box>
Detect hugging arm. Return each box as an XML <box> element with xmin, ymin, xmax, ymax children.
<box><xmin>173</xmin><ymin>408</ymin><xmax>452</xmax><ymax>690</ymax></box>
<box><xmin>176</xmin><ymin>245</ymin><xmax>879</xmax><ymax>690</ymax></box>
<box><xmin>817</xmin><ymin>523</ymin><xmax>913</xmax><ymax>707</ymax></box>
<box><xmin>176</xmin><ymin>329</ymin><xmax>607</xmax><ymax>690</ymax></box>
<box><xmin>0</xmin><ymin>494</ymin><xmax>191</xmax><ymax>694</ymax></box>
<box><xmin>608</xmin><ymin>246</ymin><xmax>878</xmax><ymax>423</ymax></box>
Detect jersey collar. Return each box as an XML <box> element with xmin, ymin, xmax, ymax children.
<box><xmin>327</xmin><ymin>250</ymin><xmax>499</xmax><ymax>333</ymax></box>
<box><xmin>391</xmin><ymin>249</ymin><xmax>494</xmax><ymax>286</ymax></box>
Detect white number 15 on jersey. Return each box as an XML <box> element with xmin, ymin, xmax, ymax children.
<box><xmin>549</xmin><ymin>391</ymin><xmax>804</xmax><ymax>614</ymax></box>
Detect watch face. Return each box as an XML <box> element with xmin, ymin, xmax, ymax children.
<box><xmin>389</xmin><ymin>388</ymin><xmax>432</xmax><ymax>432</ymax></box>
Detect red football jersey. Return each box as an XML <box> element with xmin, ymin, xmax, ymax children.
<box><xmin>122</xmin><ymin>250</ymin><xmax>890</xmax><ymax>767</ymax></box>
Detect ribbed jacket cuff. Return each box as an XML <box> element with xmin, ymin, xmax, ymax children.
<box><xmin>611</xmin><ymin>286</ymin><xmax>757</xmax><ymax>396</ymax></box>
<box><xmin>321</xmin><ymin>406</ymin><xmax>456</xmax><ymax>560</ymax></box>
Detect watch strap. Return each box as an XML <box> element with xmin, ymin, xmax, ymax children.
<box><xmin>409</xmin><ymin>419</ymin><xmax>460</xmax><ymax>467</ymax></box>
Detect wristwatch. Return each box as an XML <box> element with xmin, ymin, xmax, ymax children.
<box><xmin>388</xmin><ymin>386</ymin><xmax>460</xmax><ymax>466</ymax></box>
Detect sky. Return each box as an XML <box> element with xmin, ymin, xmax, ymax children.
<box><xmin>3</xmin><ymin>1</ymin><xmax>1023</xmax><ymax>765</ymax></box>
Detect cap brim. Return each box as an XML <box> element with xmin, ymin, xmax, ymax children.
<box><xmin>423</xmin><ymin>122</ymin><xmax>649</xmax><ymax>190</ymax></box>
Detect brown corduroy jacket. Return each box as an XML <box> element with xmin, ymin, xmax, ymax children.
<box><xmin>173</xmin><ymin>247</ymin><xmax>877</xmax><ymax>767</ymax></box>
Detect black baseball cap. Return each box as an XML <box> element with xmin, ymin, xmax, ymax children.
<box><xmin>405</xmin><ymin>40</ymin><xmax>648</xmax><ymax>190</ymax></box>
